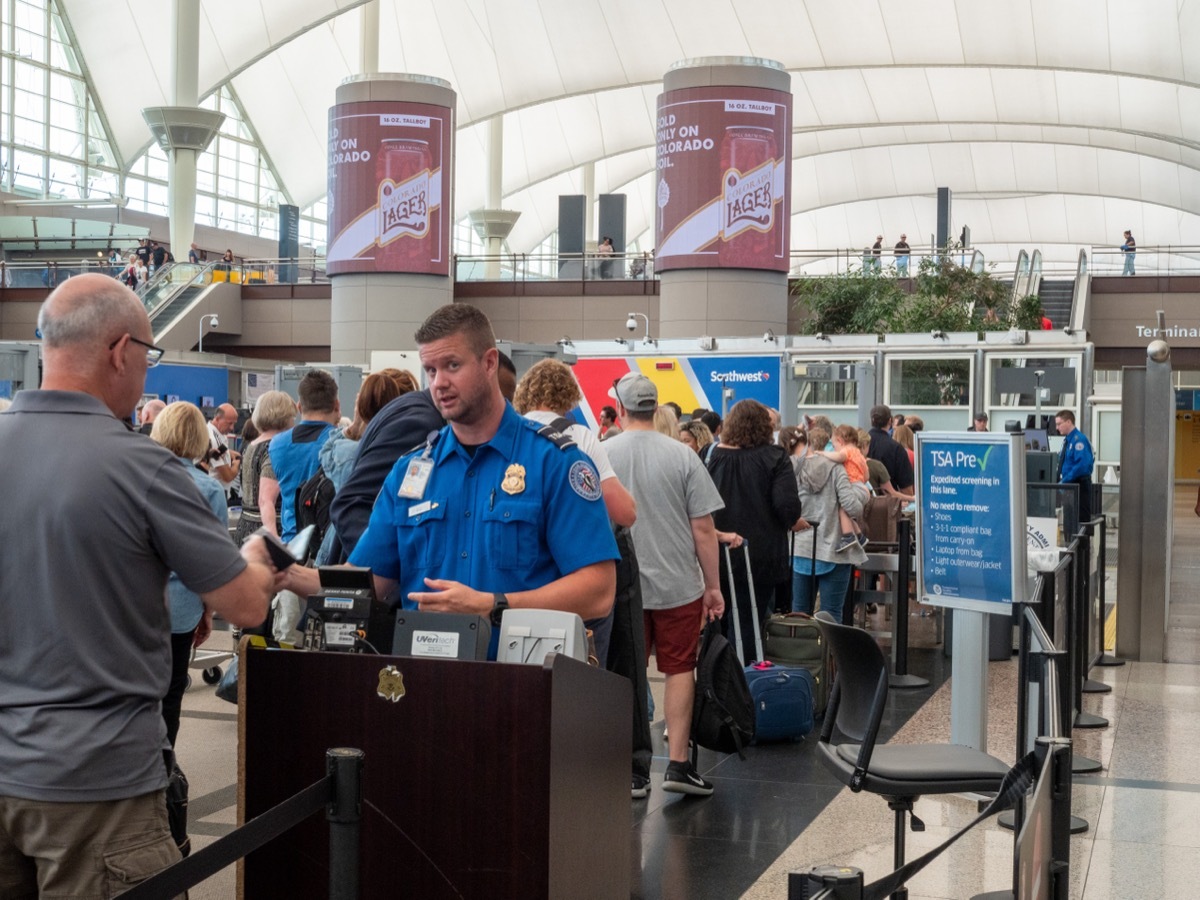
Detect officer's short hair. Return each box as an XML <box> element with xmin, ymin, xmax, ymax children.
<box><xmin>298</xmin><ymin>369</ymin><xmax>338</xmax><ymax>415</ymax></box>
<box><xmin>1056</xmin><ymin>409</ymin><xmax>1075</xmax><ymax>425</ymax></box>
<box><xmin>415</xmin><ymin>304</ymin><xmax>496</xmax><ymax>359</ymax></box>
<box><xmin>870</xmin><ymin>404</ymin><xmax>892</xmax><ymax>429</ymax></box>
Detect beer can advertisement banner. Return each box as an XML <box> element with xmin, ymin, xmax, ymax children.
<box><xmin>326</xmin><ymin>101</ymin><xmax>452</xmax><ymax>276</ymax></box>
<box><xmin>655</xmin><ymin>87</ymin><xmax>792</xmax><ymax>273</ymax></box>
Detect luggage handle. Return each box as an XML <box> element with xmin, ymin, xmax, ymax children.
<box><xmin>723</xmin><ymin>540</ymin><xmax>764</xmax><ymax>664</ymax></box>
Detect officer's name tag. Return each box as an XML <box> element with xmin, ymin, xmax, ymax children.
<box><xmin>408</xmin><ymin>500</ymin><xmax>437</xmax><ymax>517</ymax></box>
<box><xmin>398</xmin><ymin>457</ymin><xmax>434</xmax><ymax>500</ymax></box>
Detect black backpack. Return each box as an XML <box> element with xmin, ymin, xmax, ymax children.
<box><xmin>691</xmin><ymin>620</ymin><xmax>756</xmax><ymax>758</ymax></box>
<box><xmin>294</xmin><ymin>466</ymin><xmax>335</xmax><ymax>559</ymax></box>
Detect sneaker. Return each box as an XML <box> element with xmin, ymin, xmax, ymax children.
<box><xmin>632</xmin><ymin>774</ymin><xmax>651</xmax><ymax>799</ymax></box>
<box><xmin>835</xmin><ymin>534</ymin><xmax>857</xmax><ymax>553</ymax></box>
<box><xmin>662</xmin><ymin>761</ymin><xmax>714</xmax><ymax>797</ymax></box>
<box><xmin>857</xmin><ymin>532</ymin><xmax>870</xmax><ymax>548</ymax></box>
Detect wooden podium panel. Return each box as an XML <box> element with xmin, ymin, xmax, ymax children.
<box><xmin>238</xmin><ymin>648</ymin><xmax>630</xmax><ymax>899</ymax></box>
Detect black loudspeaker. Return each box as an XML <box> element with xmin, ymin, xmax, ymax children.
<box><xmin>558</xmin><ymin>195</ymin><xmax>586</xmax><ymax>278</ymax></box>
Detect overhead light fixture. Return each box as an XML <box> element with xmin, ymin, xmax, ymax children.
<box><xmin>557</xmin><ymin>335</ymin><xmax>574</xmax><ymax>348</ymax></box>
<box><xmin>930</xmin><ymin>329</ymin><xmax>947</xmax><ymax>340</ymax></box>
<box><xmin>815</xmin><ymin>332</ymin><xmax>831</xmax><ymax>343</ymax></box>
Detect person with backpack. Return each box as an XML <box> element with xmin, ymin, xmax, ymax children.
<box><xmin>267</xmin><ymin>370</ymin><xmax>340</xmax><ymax>639</ymax></box>
<box><xmin>311</xmin><ymin>369</ymin><xmax>418</xmax><ymax>565</ymax></box>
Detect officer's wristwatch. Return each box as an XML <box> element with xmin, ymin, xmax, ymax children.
<box><xmin>490</xmin><ymin>592</ymin><xmax>509</xmax><ymax>627</ymax></box>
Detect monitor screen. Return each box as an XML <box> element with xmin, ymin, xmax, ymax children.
<box><xmin>1024</xmin><ymin>429</ymin><xmax>1049</xmax><ymax>452</ymax></box>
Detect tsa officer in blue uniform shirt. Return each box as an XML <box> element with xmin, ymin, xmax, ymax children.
<box><xmin>282</xmin><ymin>304</ymin><xmax>618</xmax><ymax>649</ymax></box>
<box><xmin>1055</xmin><ymin>408</ymin><xmax>1095</xmax><ymax>527</ymax></box>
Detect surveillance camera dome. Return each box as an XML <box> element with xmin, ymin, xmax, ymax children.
<box><xmin>209</xmin><ymin>316</ymin><xmax>219</xmax><ymax>329</ymax></box>
<box><xmin>625</xmin><ymin>317</ymin><xmax>637</xmax><ymax>332</ymax></box>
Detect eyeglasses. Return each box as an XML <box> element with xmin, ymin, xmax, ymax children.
<box><xmin>611</xmin><ymin>377</ymin><xmax>623</xmax><ymax>407</ymax></box>
<box><xmin>110</xmin><ymin>334</ymin><xmax>165</xmax><ymax>367</ymax></box>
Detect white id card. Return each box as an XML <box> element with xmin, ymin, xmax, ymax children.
<box><xmin>397</xmin><ymin>457</ymin><xmax>434</xmax><ymax>500</ymax></box>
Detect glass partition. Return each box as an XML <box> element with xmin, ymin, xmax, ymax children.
<box><xmin>789</xmin><ymin>357</ymin><xmax>872</xmax><ymax>426</ymax></box>
<box><xmin>985</xmin><ymin>355</ymin><xmax>1081</xmax><ymax>431</ymax></box>
<box><xmin>884</xmin><ymin>354</ymin><xmax>973</xmax><ymax>430</ymax></box>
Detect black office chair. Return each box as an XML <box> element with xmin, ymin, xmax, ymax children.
<box><xmin>813</xmin><ymin>612</ymin><xmax>1010</xmax><ymax>900</ymax></box>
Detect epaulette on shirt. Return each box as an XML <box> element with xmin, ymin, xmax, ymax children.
<box><xmin>531</xmin><ymin>416</ymin><xmax>577</xmax><ymax>451</ymax></box>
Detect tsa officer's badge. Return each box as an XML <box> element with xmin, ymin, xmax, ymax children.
<box><xmin>501</xmin><ymin>463</ymin><xmax>526</xmax><ymax>495</ymax></box>
<box><xmin>377</xmin><ymin>665</ymin><xmax>406</xmax><ymax>703</ymax></box>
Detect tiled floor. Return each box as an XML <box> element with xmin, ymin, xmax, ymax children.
<box><xmin>177</xmin><ymin>495</ymin><xmax>1200</xmax><ymax>899</ymax></box>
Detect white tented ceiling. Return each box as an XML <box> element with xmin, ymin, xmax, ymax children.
<box><xmin>59</xmin><ymin>0</ymin><xmax>1200</xmax><ymax>256</ymax></box>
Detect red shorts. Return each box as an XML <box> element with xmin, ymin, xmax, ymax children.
<box><xmin>643</xmin><ymin>598</ymin><xmax>703</xmax><ymax>675</ymax></box>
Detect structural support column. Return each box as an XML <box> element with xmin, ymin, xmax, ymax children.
<box><xmin>582</xmin><ymin>161</ymin><xmax>596</xmax><ymax>248</ymax></box>
<box><xmin>142</xmin><ymin>0</ymin><xmax>223</xmax><ymax>259</ymax></box>
<box><xmin>360</xmin><ymin>0</ymin><xmax>379</xmax><ymax>75</ymax></box>
<box><xmin>468</xmin><ymin>116</ymin><xmax>519</xmax><ymax>280</ymax></box>
<box><xmin>327</xmin><ymin>74</ymin><xmax>456</xmax><ymax>365</ymax></box>
<box><xmin>655</xmin><ymin>57</ymin><xmax>793</xmax><ymax>338</ymax></box>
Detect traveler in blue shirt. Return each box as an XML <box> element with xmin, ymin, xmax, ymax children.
<box><xmin>282</xmin><ymin>304</ymin><xmax>618</xmax><ymax>652</ymax></box>
<box><xmin>1055</xmin><ymin>409</ymin><xmax>1094</xmax><ymax>527</ymax></box>
<box><xmin>269</xmin><ymin>370</ymin><xmax>340</xmax><ymax>542</ymax></box>
<box><xmin>268</xmin><ymin>369</ymin><xmax>339</xmax><ymax>639</ymax></box>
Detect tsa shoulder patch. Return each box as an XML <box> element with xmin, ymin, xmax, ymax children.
<box><xmin>568</xmin><ymin>460</ymin><xmax>602</xmax><ymax>501</ymax></box>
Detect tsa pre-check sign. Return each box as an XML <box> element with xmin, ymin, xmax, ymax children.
<box><xmin>916</xmin><ymin>432</ymin><xmax>1027</xmax><ymax>613</ymax></box>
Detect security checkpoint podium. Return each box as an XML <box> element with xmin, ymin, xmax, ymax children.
<box><xmin>237</xmin><ymin>646</ymin><xmax>631</xmax><ymax>899</ymax></box>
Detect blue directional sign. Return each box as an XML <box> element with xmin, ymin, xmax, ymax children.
<box><xmin>917</xmin><ymin>433</ymin><xmax>1027</xmax><ymax>613</ymax></box>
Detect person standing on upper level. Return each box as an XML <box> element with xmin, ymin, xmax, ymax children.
<box><xmin>1121</xmin><ymin>230</ymin><xmax>1136</xmax><ymax>276</ymax></box>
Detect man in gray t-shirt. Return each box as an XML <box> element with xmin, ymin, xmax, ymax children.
<box><xmin>0</xmin><ymin>275</ymin><xmax>279</xmax><ymax>896</ymax></box>
<box><xmin>605</xmin><ymin>372</ymin><xmax>725</xmax><ymax>797</ymax></box>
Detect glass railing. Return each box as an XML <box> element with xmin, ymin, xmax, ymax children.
<box><xmin>140</xmin><ymin>263</ymin><xmax>211</xmax><ymax>317</ymax></box>
<box><xmin>239</xmin><ymin>257</ymin><xmax>328</xmax><ymax>284</ymax></box>
<box><xmin>1088</xmin><ymin>245</ymin><xmax>1200</xmax><ymax>277</ymax></box>
<box><xmin>453</xmin><ymin>252</ymin><xmax>656</xmax><ymax>283</ymax></box>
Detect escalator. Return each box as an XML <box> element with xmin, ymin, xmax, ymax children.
<box><xmin>151</xmin><ymin>284</ymin><xmax>209</xmax><ymax>341</ymax></box>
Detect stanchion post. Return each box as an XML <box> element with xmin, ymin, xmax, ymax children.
<box><xmin>889</xmin><ymin>518</ymin><xmax>928</xmax><ymax>689</ymax></box>
<box><xmin>1093</xmin><ymin>513</ymin><xmax>1123</xmax><ymax>667</ymax></box>
<box><xmin>327</xmin><ymin>747</ymin><xmax>364</xmax><ymax>900</ymax></box>
<box><xmin>1072</xmin><ymin>527</ymin><xmax>1109</xmax><ymax>726</ymax></box>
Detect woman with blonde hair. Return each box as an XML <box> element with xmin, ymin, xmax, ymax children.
<box><xmin>151</xmin><ymin>401</ymin><xmax>228</xmax><ymax>746</ymax></box>
<box><xmin>893</xmin><ymin>424</ymin><xmax>916</xmax><ymax>466</ymax></box>
<box><xmin>653</xmin><ymin>404</ymin><xmax>680</xmax><ymax>440</ymax></box>
<box><xmin>679</xmin><ymin>419</ymin><xmax>713</xmax><ymax>456</ymax></box>
<box><xmin>233</xmin><ymin>390</ymin><xmax>296</xmax><ymax>545</ymax></box>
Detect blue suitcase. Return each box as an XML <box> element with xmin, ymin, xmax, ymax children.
<box><xmin>726</xmin><ymin>542</ymin><xmax>816</xmax><ymax>742</ymax></box>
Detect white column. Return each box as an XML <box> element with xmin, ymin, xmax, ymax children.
<box><xmin>360</xmin><ymin>0</ymin><xmax>379</xmax><ymax>75</ymax></box>
<box><xmin>485</xmin><ymin>117</ymin><xmax>504</xmax><ymax>277</ymax></box>
<box><xmin>166</xmin><ymin>0</ymin><xmax>201</xmax><ymax>258</ymax></box>
<box><xmin>582</xmin><ymin>161</ymin><xmax>596</xmax><ymax>247</ymax></box>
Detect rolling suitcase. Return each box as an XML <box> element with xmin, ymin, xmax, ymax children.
<box><xmin>767</xmin><ymin>520</ymin><xmax>831</xmax><ymax>716</ymax></box>
<box><xmin>726</xmin><ymin>542</ymin><xmax>815</xmax><ymax>742</ymax></box>
<box><xmin>763</xmin><ymin>613</ymin><xmax>830</xmax><ymax>717</ymax></box>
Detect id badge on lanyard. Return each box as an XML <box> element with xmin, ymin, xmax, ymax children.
<box><xmin>398</xmin><ymin>432</ymin><xmax>439</xmax><ymax>500</ymax></box>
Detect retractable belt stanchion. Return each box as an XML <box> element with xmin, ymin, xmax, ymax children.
<box><xmin>890</xmin><ymin>517</ymin><xmax>928</xmax><ymax>690</ymax></box>
<box><xmin>1092</xmin><ymin>504</ymin><xmax>1124</xmax><ymax>667</ymax></box>
<box><xmin>1070</xmin><ymin>525</ymin><xmax>1104</xmax><ymax>729</ymax></box>
<box><xmin>1080</xmin><ymin>516</ymin><xmax>1117</xmax><ymax>688</ymax></box>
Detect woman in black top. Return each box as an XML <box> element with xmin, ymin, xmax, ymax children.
<box><xmin>707</xmin><ymin>400</ymin><xmax>802</xmax><ymax>663</ymax></box>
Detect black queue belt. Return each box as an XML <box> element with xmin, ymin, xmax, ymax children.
<box><xmin>121</xmin><ymin>747</ymin><xmax>363</xmax><ymax>900</ymax></box>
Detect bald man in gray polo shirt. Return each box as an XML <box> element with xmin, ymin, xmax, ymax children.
<box><xmin>0</xmin><ymin>275</ymin><xmax>279</xmax><ymax>897</ymax></box>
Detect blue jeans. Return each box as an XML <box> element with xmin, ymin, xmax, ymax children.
<box><xmin>1123</xmin><ymin>254</ymin><xmax>1135</xmax><ymax>276</ymax></box>
<box><xmin>791</xmin><ymin>563</ymin><xmax>853</xmax><ymax>624</ymax></box>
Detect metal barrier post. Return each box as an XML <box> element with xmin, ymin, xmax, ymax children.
<box><xmin>1078</xmin><ymin>519</ymin><xmax>1114</xmax><ymax>696</ymax></box>
<box><xmin>1071</xmin><ymin>528</ymin><xmax>1108</xmax><ymax>728</ymax></box>
<box><xmin>890</xmin><ymin>517</ymin><xmax>928</xmax><ymax>689</ymax></box>
<box><xmin>327</xmin><ymin>747</ymin><xmax>364</xmax><ymax>900</ymax></box>
<box><xmin>1092</xmin><ymin>512</ymin><xmax>1123</xmax><ymax>667</ymax></box>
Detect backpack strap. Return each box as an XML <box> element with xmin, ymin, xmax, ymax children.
<box><xmin>534</xmin><ymin>416</ymin><xmax>578</xmax><ymax>450</ymax></box>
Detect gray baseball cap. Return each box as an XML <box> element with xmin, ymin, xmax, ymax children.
<box><xmin>609</xmin><ymin>372</ymin><xmax>658</xmax><ymax>412</ymax></box>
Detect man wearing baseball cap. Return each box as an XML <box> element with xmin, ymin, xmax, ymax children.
<box><xmin>972</xmin><ymin>411</ymin><xmax>989</xmax><ymax>432</ymax></box>
<box><xmin>604</xmin><ymin>373</ymin><xmax>726</xmax><ymax>797</ymax></box>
